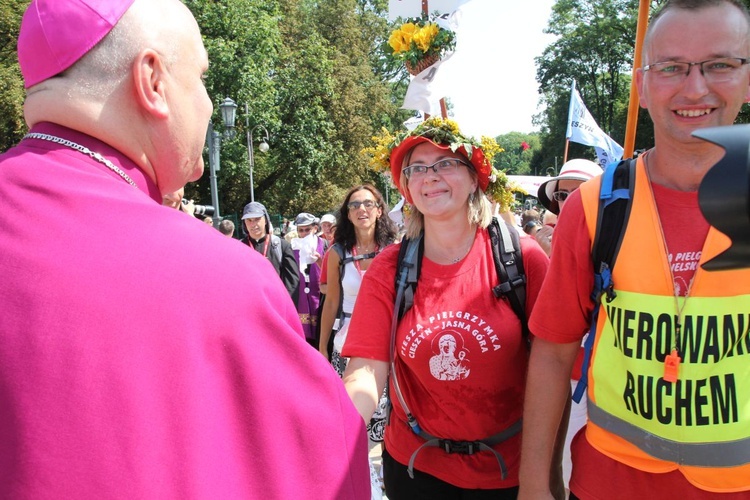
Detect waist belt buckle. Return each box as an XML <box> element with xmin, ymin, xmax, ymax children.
<box><xmin>441</xmin><ymin>439</ymin><xmax>477</xmax><ymax>455</ymax></box>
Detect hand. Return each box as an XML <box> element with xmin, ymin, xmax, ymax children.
<box><xmin>309</xmin><ymin>250</ymin><xmax>321</xmax><ymax>265</ymax></box>
<box><xmin>535</xmin><ymin>225</ymin><xmax>554</xmax><ymax>256</ymax></box>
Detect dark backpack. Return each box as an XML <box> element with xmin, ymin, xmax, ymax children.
<box><xmin>573</xmin><ymin>158</ymin><xmax>636</xmax><ymax>403</ymax></box>
<box><xmin>327</xmin><ymin>243</ymin><xmax>380</xmax><ymax>354</ymax></box>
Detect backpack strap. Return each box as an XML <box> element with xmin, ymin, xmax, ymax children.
<box><xmin>573</xmin><ymin>158</ymin><xmax>636</xmax><ymax>403</ymax></box>
<box><xmin>488</xmin><ymin>218</ymin><xmax>528</xmax><ymax>340</ymax></box>
<box><xmin>331</xmin><ymin>244</ymin><xmax>380</xmax><ymax>333</ymax></box>
<box><xmin>394</xmin><ymin>235</ymin><xmax>424</xmax><ymax>320</ymax></box>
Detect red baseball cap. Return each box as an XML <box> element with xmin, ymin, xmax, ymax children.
<box><xmin>18</xmin><ymin>0</ymin><xmax>136</xmax><ymax>88</ymax></box>
<box><xmin>390</xmin><ymin>135</ymin><xmax>492</xmax><ymax>204</ymax></box>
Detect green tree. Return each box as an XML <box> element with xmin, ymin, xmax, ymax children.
<box><xmin>495</xmin><ymin>133</ymin><xmax>541</xmax><ymax>175</ymax></box>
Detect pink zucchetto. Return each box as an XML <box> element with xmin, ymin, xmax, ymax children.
<box><xmin>18</xmin><ymin>0</ymin><xmax>136</xmax><ymax>88</ymax></box>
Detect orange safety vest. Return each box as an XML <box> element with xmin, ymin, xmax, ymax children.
<box><xmin>579</xmin><ymin>157</ymin><xmax>750</xmax><ymax>493</ymax></box>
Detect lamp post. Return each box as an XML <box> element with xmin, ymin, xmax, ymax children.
<box><xmin>214</xmin><ymin>99</ymin><xmax>269</xmax><ymax>203</ymax></box>
<box><xmin>243</xmin><ymin>103</ymin><xmax>269</xmax><ymax>203</ymax></box>
<box><xmin>204</xmin><ymin>97</ymin><xmax>238</xmax><ymax>228</ymax></box>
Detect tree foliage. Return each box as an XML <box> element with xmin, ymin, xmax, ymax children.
<box><xmin>494</xmin><ymin>132</ymin><xmax>542</xmax><ymax>176</ymax></box>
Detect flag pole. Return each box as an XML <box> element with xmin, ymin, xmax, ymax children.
<box><xmin>422</xmin><ymin>0</ymin><xmax>448</xmax><ymax>119</ymax></box>
<box><xmin>623</xmin><ymin>0</ymin><xmax>651</xmax><ymax>158</ymax></box>
<box><xmin>564</xmin><ymin>80</ymin><xmax>576</xmax><ymax>164</ymax></box>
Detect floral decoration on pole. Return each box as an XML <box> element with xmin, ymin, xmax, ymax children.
<box><xmin>387</xmin><ymin>15</ymin><xmax>457</xmax><ymax>76</ymax></box>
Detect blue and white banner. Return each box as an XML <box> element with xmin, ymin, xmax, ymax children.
<box><xmin>566</xmin><ymin>81</ymin><xmax>624</xmax><ymax>167</ymax></box>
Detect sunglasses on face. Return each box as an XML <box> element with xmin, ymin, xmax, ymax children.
<box><xmin>552</xmin><ymin>191</ymin><xmax>570</xmax><ymax>202</ymax></box>
<box><xmin>347</xmin><ymin>200</ymin><xmax>378</xmax><ymax>211</ymax></box>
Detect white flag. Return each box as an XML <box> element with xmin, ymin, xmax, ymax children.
<box><xmin>401</xmin><ymin>52</ymin><xmax>454</xmax><ymax>115</ymax></box>
<box><xmin>566</xmin><ymin>81</ymin><xmax>624</xmax><ymax>167</ymax></box>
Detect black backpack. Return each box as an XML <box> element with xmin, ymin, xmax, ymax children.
<box><xmin>573</xmin><ymin>158</ymin><xmax>636</xmax><ymax>403</ymax></box>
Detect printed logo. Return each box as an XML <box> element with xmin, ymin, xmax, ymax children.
<box><xmin>429</xmin><ymin>332</ymin><xmax>470</xmax><ymax>380</ymax></box>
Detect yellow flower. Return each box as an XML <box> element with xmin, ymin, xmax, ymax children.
<box><xmin>388</xmin><ymin>30</ymin><xmax>408</xmax><ymax>54</ymax></box>
<box><xmin>412</xmin><ymin>23</ymin><xmax>438</xmax><ymax>52</ymax></box>
<box><xmin>388</xmin><ymin>25</ymin><xmax>415</xmax><ymax>54</ymax></box>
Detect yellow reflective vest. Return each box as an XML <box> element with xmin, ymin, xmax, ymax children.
<box><xmin>579</xmin><ymin>157</ymin><xmax>750</xmax><ymax>493</ymax></box>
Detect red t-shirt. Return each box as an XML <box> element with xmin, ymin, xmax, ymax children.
<box><xmin>344</xmin><ymin>227</ymin><xmax>549</xmax><ymax>489</ymax></box>
<box><xmin>529</xmin><ymin>182</ymin><xmax>750</xmax><ymax>499</ymax></box>
<box><xmin>320</xmin><ymin>247</ymin><xmax>330</xmax><ymax>286</ymax></box>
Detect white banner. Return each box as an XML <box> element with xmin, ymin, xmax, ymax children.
<box><xmin>388</xmin><ymin>0</ymin><xmax>472</xmax><ymax>20</ymax></box>
<box><xmin>566</xmin><ymin>81</ymin><xmax>624</xmax><ymax>167</ymax></box>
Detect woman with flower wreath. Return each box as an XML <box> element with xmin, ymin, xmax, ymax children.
<box><xmin>342</xmin><ymin>119</ymin><xmax>550</xmax><ymax>498</ymax></box>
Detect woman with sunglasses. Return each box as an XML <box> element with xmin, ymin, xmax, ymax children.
<box><xmin>341</xmin><ymin>119</ymin><xmax>551</xmax><ymax>498</ymax></box>
<box><xmin>319</xmin><ymin>184</ymin><xmax>397</xmax><ymax>374</ymax></box>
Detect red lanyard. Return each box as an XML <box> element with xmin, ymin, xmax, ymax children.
<box><xmin>250</xmin><ymin>237</ymin><xmax>270</xmax><ymax>257</ymax></box>
<box><xmin>351</xmin><ymin>245</ymin><xmax>378</xmax><ymax>276</ymax></box>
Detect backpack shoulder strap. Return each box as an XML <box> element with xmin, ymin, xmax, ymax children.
<box><xmin>591</xmin><ymin>158</ymin><xmax>636</xmax><ymax>303</ymax></box>
<box><xmin>394</xmin><ymin>235</ymin><xmax>423</xmax><ymax>320</ymax></box>
<box><xmin>488</xmin><ymin>218</ymin><xmax>528</xmax><ymax>340</ymax></box>
<box><xmin>573</xmin><ymin>158</ymin><xmax>636</xmax><ymax>403</ymax></box>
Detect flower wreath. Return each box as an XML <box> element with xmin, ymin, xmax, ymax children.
<box><xmin>362</xmin><ymin>117</ymin><xmax>525</xmax><ymax>211</ymax></box>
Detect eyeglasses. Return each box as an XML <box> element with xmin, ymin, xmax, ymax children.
<box><xmin>347</xmin><ymin>199</ymin><xmax>378</xmax><ymax>211</ymax></box>
<box><xmin>402</xmin><ymin>158</ymin><xmax>469</xmax><ymax>180</ymax></box>
<box><xmin>552</xmin><ymin>191</ymin><xmax>570</xmax><ymax>202</ymax></box>
<box><xmin>643</xmin><ymin>57</ymin><xmax>749</xmax><ymax>84</ymax></box>
<box><xmin>297</xmin><ymin>226</ymin><xmax>314</xmax><ymax>235</ymax></box>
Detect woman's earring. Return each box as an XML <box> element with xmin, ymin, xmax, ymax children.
<box><xmin>469</xmin><ymin>192</ymin><xmax>475</xmax><ymax>203</ymax></box>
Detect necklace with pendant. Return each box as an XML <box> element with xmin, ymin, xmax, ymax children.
<box><xmin>24</xmin><ymin>132</ymin><xmax>138</xmax><ymax>188</ymax></box>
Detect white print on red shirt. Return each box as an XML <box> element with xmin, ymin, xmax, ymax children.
<box><xmin>429</xmin><ymin>332</ymin><xmax>471</xmax><ymax>380</ymax></box>
<box><xmin>400</xmin><ymin>310</ymin><xmax>502</xmax><ymax>380</ymax></box>
<box><xmin>667</xmin><ymin>251</ymin><xmax>702</xmax><ymax>296</ymax></box>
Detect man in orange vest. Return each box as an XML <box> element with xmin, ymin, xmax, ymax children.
<box><xmin>519</xmin><ymin>1</ymin><xmax>750</xmax><ymax>498</ymax></box>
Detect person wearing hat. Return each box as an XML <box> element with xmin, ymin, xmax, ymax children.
<box><xmin>292</xmin><ymin>212</ymin><xmax>327</xmax><ymax>347</ymax></box>
<box><xmin>340</xmin><ymin>118</ymin><xmax>550</xmax><ymax>497</ymax></box>
<box><xmin>241</xmin><ymin>201</ymin><xmax>300</xmax><ymax>303</ymax></box>
<box><xmin>535</xmin><ymin>158</ymin><xmax>602</xmax><ymax>256</ymax></box>
<box><xmin>320</xmin><ymin>213</ymin><xmax>337</xmax><ymax>246</ymax></box>
<box><xmin>0</xmin><ymin>0</ymin><xmax>369</xmax><ymax>497</ymax></box>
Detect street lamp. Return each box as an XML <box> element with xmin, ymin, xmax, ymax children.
<box><xmin>204</xmin><ymin>97</ymin><xmax>239</xmax><ymax>228</ymax></box>
<box><xmin>243</xmin><ymin>103</ymin><xmax>269</xmax><ymax>203</ymax></box>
